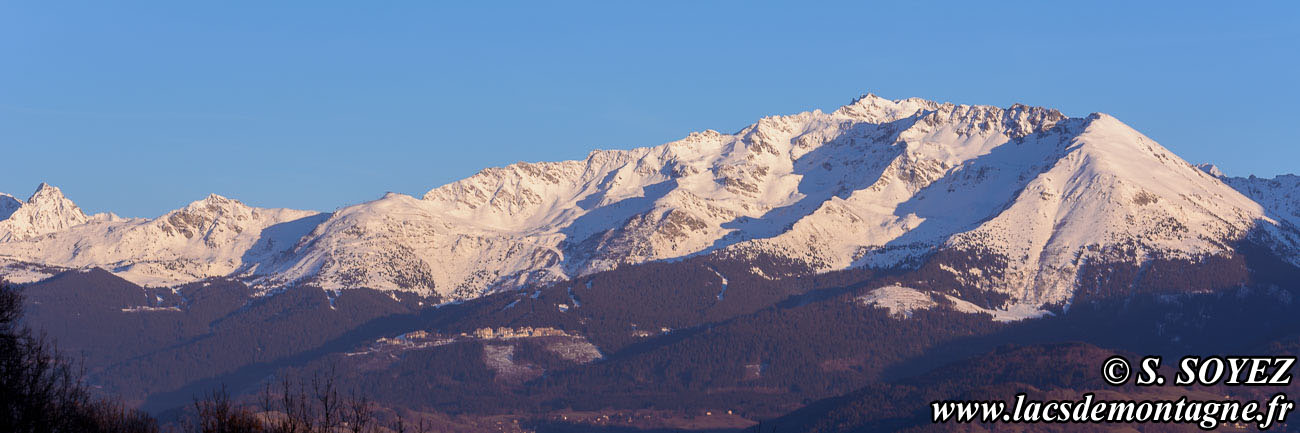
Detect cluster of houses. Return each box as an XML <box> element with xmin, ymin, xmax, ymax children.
<box><xmin>469</xmin><ymin>326</ymin><xmax>569</xmax><ymax>340</ymax></box>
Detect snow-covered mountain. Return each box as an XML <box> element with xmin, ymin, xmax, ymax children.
<box><xmin>2</xmin><ymin>94</ymin><xmax>1297</xmax><ymax>310</ymax></box>
<box><xmin>0</xmin><ymin>183</ymin><xmax>105</xmax><ymax>242</ymax></box>
<box><xmin>0</xmin><ymin>191</ymin><xmax>320</xmax><ymax>286</ymax></box>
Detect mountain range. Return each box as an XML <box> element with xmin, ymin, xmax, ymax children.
<box><xmin>7</xmin><ymin>95</ymin><xmax>1300</xmax><ymax>431</ymax></box>
<box><xmin>4</xmin><ymin>94</ymin><xmax>1298</xmax><ymax>314</ymax></box>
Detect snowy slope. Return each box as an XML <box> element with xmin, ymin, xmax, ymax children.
<box><xmin>1</xmin><ymin>94</ymin><xmax>1295</xmax><ymax>307</ymax></box>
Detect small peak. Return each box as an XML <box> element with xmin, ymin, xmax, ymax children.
<box><xmin>834</xmin><ymin>93</ymin><xmax>925</xmax><ymax>122</ymax></box>
<box><xmin>849</xmin><ymin>93</ymin><xmax>886</xmax><ymax>105</ymax></box>
<box><xmin>203</xmin><ymin>193</ymin><xmax>233</xmax><ymax>203</ymax></box>
<box><xmin>179</xmin><ymin>193</ymin><xmax>246</xmax><ymax>214</ymax></box>
<box><xmin>1196</xmin><ymin>163</ymin><xmax>1225</xmax><ymax>178</ymax></box>
<box><xmin>840</xmin><ymin>93</ymin><xmax>893</xmax><ymax>112</ymax></box>
<box><xmin>1005</xmin><ymin>103</ymin><xmax>1036</xmax><ymax>115</ymax></box>
<box><xmin>1078</xmin><ymin>112</ymin><xmax>1126</xmax><ymax>131</ymax></box>
<box><xmin>88</xmin><ymin>212</ymin><xmax>122</xmax><ymax>223</ymax></box>
<box><xmin>1004</xmin><ymin>102</ymin><xmax>1062</xmax><ymax>116</ymax></box>
<box><xmin>375</xmin><ymin>191</ymin><xmax>419</xmax><ymax>205</ymax></box>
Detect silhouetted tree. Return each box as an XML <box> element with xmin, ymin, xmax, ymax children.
<box><xmin>0</xmin><ymin>283</ymin><xmax>157</xmax><ymax>433</ymax></box>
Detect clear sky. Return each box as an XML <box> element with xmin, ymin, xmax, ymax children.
<box><xmin>3</xmin><ymin>1</ymin><xmax>1297</xmax><ymax>217</ymax></box>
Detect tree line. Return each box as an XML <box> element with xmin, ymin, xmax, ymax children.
<box><xmin>2</xmin><ymin>282</ymin><xmax>442</xmax><ymax>433</ymax></box>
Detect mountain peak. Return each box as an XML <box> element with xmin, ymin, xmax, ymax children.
<box><xmin>157</xmin><ymin>194</ymin><xmax>277</xmax><ymax>241</ymax></box>
<box><xmin>28</xmin><ymin>182</ymin><xmax>68</xmax><ymax>203</ymax></box>
<box><xmin>176</xmin><ymin>193</ymin><xmax>247</xmax><ymax>213</ymax></box>
<box><xmin>0</xmin><ymin>183</ymin><xmax>89</xmax><ymax>241</ymax></box>
<box><xmin>848</xmin><ymin>92</ymin><xmax>885</xmax><ymax>104</ymax></box>
<box><xmin>202</xmin><ymin>193</ymin><xmax>238</xmax><ymax>206</ymax></box>
<box><xmin>833</xmin><ymin>93</ymin><xmax>937</xmax><ymax>123</ymax></box>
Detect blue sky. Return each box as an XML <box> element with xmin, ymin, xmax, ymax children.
<box><xmin>3</xmin><ymin>1</ymin><xmax>1297</xmax><ymax>217</ymax></box>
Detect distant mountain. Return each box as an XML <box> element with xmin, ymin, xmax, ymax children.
<box><xmin>3</xmin><ymin>95</ymin><xmax>1298</xmax><ymax>314</ymax></box>
<box><xmin>0</xmin><ymin>192</ymin><xmax>320</xmax><ymax>287</ymax></box>
<box><xmin>0</xmin><ymin>183</ymin><xmax>110</xmax><ymax>242</ymax></box>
